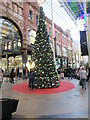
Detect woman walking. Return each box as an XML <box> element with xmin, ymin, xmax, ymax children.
<box><xmin>80</xmin><ymin>66</ymin><xmax>88</xmax><ymax>90</ymax></box>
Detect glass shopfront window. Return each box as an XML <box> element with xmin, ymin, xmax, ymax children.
<box><xmin>5</xmin><ymin>43</ymin><xmax>7</xmax><ymax>50</ymax></box>
<box><xmin>8</xmin><ymin>42</ymin><xmax>12</xmax><ymax>50</ymax></box>
<box><xmin>9</xmin><ymin>56</ymin><xmax>22</xmax><ymax>71</ymax></box>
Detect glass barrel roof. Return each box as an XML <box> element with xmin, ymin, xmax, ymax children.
<box><xmin>66</xmin><ymin>1</ymin><xmax>90</xmax><ymax>18</ymax></box>
<box><xmin>42</xmin><ymin>0</ymin><xmax>77</xmax><ymax>32</ymax></box>
<box><xmin>42</xmin><ymin>0</ymin><xmax>90</xmax><ymax>45</ymax></box>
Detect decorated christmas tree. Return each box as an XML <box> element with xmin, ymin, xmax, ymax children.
<box><xmin>32</xmin><ymin>7</ymin><xmax>59</xmax><ymax>88</ymax></box>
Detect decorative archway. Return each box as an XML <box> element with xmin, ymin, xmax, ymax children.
<box><xmin>0</xmin><ymin>17</ymin><xmax>22</xmax><ymax>57</ymax></box>
<box><xmin>0</xmin><ymin>17</ymin><xmax>23</xmax><ymax>71</ymax></box>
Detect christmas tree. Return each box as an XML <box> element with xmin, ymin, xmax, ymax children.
<box><xmin>32</xmin><ymin>7</ymin><xmax>59</xmax><ymax>88</ymax></box>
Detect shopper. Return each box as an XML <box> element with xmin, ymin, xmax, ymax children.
<box><xmin>23</xmin><ymin>68</ymin><xmax>26</xmax><ymax>79</ymax></box>
<box><xmin>10</xmin><ymin>68</ymin><xmax>14</xmax><ymax>83</ymax></box>
<box><xmin>0</xmin><ymin>69</ymin><xmax>3</xmax><ymax>87</ymax></box>
<box><xmin>77</xmin><ymin>67</ymin><xmax>81</xmax><ymax>80</ymax></box>
<box><xmin>68</xmin><ymin>66</ymin><xmax>72</xmax><ymax>79</ymax></box>
<box><xmin>88</xmin><ymin>67</ymin><xmax>90</xmax><ymax>81</ymax></box>
<box><xmin>80</xmin><ymin>66</ymin><xmax>88</xmax><ymax>90</ymax></box>
<box><xmin>17</xmin><ymin>67</ymin><xmax>19</xmax><ymax>77</ymax></box>
<box><xmin>86</xmin><ymin>66</ymin><xmax>89</xmax><ymax>82</ymax></box>
<box><xmin>60</xmin><ymin>68</ymin><xmax>64</xmax><ymax>79</ymax></box>
<box><xmin>28</xmin><ymin>68</ymin><xmax>35</xmax><ymax>90</ymax></box>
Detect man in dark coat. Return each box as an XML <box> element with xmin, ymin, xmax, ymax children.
<box><xmin>28</xmin><ymin>68</ymin><xmax>35</xmax><ymax>90</ymax></box>
<box><xmin>10</xmin><ymin>68</ymin><xmax>14</xmax><ymax>83</ymax></box>
<box><xmin>68</xmin><ymin>66</ymin><xmax>72</xmax><ymax>79</ymax></box>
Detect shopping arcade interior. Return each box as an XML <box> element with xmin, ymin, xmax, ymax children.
<box><xmin>0</xmin><ymin>1</ymin><xmax>90</xmax><ymax>73</ymax></box>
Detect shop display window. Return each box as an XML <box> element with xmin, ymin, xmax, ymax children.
<box><xmin>8</xmin><ymin>42</ymin><xmax>12</xmax><ymax>50</ymax></box>
<box><xmin>5</xmin><ymin>43</ymin><xmax>7</xmax><ymax>50</ymax></box>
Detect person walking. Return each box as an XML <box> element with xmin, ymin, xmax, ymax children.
<box><xmin>0</xmin><ymin>69</ymin><xmax>3</xmax><ymax>87</ymax></box>
<box><xmin>68</xmin><ymin>66</ymin><xmax>72</xmax><ymax>79</ymax></box>
<box><xmin>86</xmin><ymin>66</ymin><xmax>89</xmax><ymax>82</ymax></box>
<box><xmin>10</xmin><ymin>68</ymin><xmax>14</xmax><ymax>83</ymax></box>
<box><xmin>17</xmin><ymin>67</ymin><xmax>19</xmax><ymax>77</ymax></box>
<box><xmin>23</xmin><ymin>68</ymin><xmax>26</xmax><ymax>79</ymax></box>
<box><xmin>77</xmin><ymin>67</ymin><xmax>81</xmax><ymax>80</ymax></box>
<box><xmin>80</xmin><ymin>66</ymin><xmax>88</xmax><ymax>90</ymax></box>
<box><xmin>28</xmin><ymin>68</ymin><xmax>35</xmax><ymax>90</ymax></box>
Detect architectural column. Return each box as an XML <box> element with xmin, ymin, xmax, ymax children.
<box><xmin>66</xmin><ymin>35</ymin><xmax>68</xmax><ymax>68</ymax></box>
<box><xmin>60</xmin><ymin>31</ymin><xmax>63</xmax><ymax>69</ymax></box>
<box><xmin>22</xmin><ymin>35</ymin><xmax>27</xmax><ymax>79</ymax></box>
<box><xmin>51</xmin><ymin>0</ymin><xmax>55</xmax><ymax>62</ymax></box>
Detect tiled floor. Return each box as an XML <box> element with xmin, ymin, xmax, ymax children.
<box><xmin>0</xmin><ymin>77</ymin><xmax>89</xmax><ymax>119</ymax></box>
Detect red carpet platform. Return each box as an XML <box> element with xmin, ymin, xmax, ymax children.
<box><xmin>12</xmin><ymin>81</ymin><xmax>75</xmax><ymax>95</ymax></box>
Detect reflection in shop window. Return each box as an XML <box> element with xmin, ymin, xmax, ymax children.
<box><xmin>30</xmin><ymin>30</ymin><xmax>36</xmax><ymax>44</ymax></box>
<box><xmin>5</xmin><ymin>43</ymin><xmax>7</xmax><ymax>50</ymax></box>
<box><xmin>18</xmin><ymin>41</ymin><xmax>21</xmax><ymax>47</ymax></box>
<box><xmin>13</xmin><ymin>41</ymin><xmax>17</xmax><ymax>48</ymax></box>
<box><xmin>8</xmin><ymin>42</ymin><xmax>11</xmax><ymax>50</ymax></box>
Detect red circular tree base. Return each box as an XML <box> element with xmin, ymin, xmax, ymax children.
<box><xmin>12</xmin><ymin>81</ymin><xmax>75</xmax><ymax>95</ymax></box>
